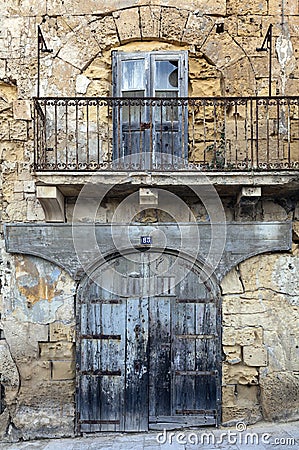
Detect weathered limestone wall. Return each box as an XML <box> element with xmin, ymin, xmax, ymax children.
<box><xmin>0</xmin><ymin>0</ymin><xmax>299</xmax><ymax>441</ymax></box>
<box><xmin>1</xmin><ymin>1</ymin><xmax>299</xmax><ymax>225</ymax></box>
<box><xmin>221</xmin><ymin>249</ymin><xmax>299</xmax><ymax>424</ymax></box>
<box><xmin>0</xmin><ymin>253</ymin><xmax>76</xmax><ymax>440</ymax></box>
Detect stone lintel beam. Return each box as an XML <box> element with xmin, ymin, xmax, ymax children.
<box><xmin>36</xmin><ymin>186</ymin><xmax>65</xmax><ymax>223</ymax></box>
<box><xmin>3</xmin><ymin>222</ymin><xmax>292</xmax><ymax>282</ymax></box>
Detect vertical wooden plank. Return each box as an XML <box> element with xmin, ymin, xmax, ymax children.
<box><xmin>172</xmin><ymin>300</ymin><xmax>196</xmax><ymax>414</ymax></box>
<box><xmin>194</xmin><ymin>302</ymin><xmax>218</xmax><ymax>411</ymax></box>
<box><xmin>125</xmin><ymin>296</ymin><xmax>149</xmax><ymax>431</ymax></box>
<box><xmin>78</xmin><ymin>285</ymin><xmax>127</xmax><ymax>432</ymax></box>
<box><xmin>100</xmin><ymin>300</ymin><xmax>126</xmax><ymax>431</ymax></box>
<box><xmin>149</xmin><ymin>297</ymin><xmax>171</xmax><ymax>417</ymax></box>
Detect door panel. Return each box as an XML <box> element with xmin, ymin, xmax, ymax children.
<box><xmin>77</xmin><ymin>252</ymin><xmax>221</xmax><ymax>433</ymax></box>
<box><xmin>78</xmin><ymin>298</ymin><xmax>126</xmax><ymax>432</ymax></box>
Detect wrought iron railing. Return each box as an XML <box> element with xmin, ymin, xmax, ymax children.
<box><xmin>34</xmin><ymin>97</ymin><xmax>299</xmax><ymax>171</ymax></box>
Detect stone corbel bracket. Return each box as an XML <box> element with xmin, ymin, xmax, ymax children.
<box><xmin>36</xmin><ymin>186</ymin><xmax>65</xmax><ymax>222</ymax></box>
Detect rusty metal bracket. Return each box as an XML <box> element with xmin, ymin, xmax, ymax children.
<box><xmin>37</xmin><ymin>25</ymin><xmax>53</xmax><ymax>97</ymax></box>
<box><xmin>256</xmin><ymin>24</ymin><xmax>273</xmax><ymax>96</ymax></box>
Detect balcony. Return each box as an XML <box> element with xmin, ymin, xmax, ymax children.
<box><xmin>34</xmin><ymin>96</ymin><xmax>299</xmax><ymax>172</ymax></box>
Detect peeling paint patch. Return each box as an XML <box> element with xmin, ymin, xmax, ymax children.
<box><xmin>15</xmin><ymin>255</ymin><xmax>63</xmax><ymax>306</ymax></box>
<box><xmin>11</xmin><ymin>255</ymin><xmax>76</xmax><ymax>324</ymax></box>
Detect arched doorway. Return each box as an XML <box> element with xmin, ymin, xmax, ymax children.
<box><xmin>76</xmin><ymin>250</ymin><xmax>222</xmax><ymax>432</ymax></box>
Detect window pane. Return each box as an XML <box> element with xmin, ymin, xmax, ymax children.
<box><xmin>155</xmin><ymin>60</ymin><xmax>178</xmax><ymax>90</ymax></box>
<box><xmin>122</xmin><ymin>60</ymin><xmax>145</xmax><ymax>90</ymax></box>
<box><xmin>154</xmin><ymin>91</ymin><xmax>178</xmax><ymax>121</ymax></box>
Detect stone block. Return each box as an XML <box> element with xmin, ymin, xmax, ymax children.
<box><xmin>9</xmin><ymin>119</ymin><xmax>28</xmax><ymax>141</ymax></box>
<box><xmin>3</xmin><ymin>319</ymin><xmax>48</xmax><ymax>360</ymax></box>
<box><xmin>260</xmin><ymin>371</ymin><xmax>299</xmax><ymax>421</ymax></box>
<box><xmin>0</xmin><ymin>80</ymin><xmax>17</xmax><ymax>103</ymax></box>
<box><xmin>113</xmin><ymin>8</ymin><xmax>141</xmax><ymax>42</ymax></box>
<box><xmin>222</xmin><ymin>327</ymin><xmax>237</xmax><ymax>346</ymax></box>
<box><xmin>243</xmin><ymin>345</ymin><xmax>268</xmax><ymax>367</ymax></box>
<box><xmin>51</xmin><ymin>360</ymin><xmax>75</xmax><ymax>380</ymax></box>
<box><xmin>39</xmin><ymin>342</ymin><xmax>75</xmax><ymax>360</ymax></box>
<box><xmin>90</xmin><ymin>15</ymin><xmax>119</xmax><ymax>50</ymax></box>
<box><xmin>201</xmin><ymin>32</ymin><xmax>245</xmax><ymax>69</ymax></box>
<box><xmin>239</xmin><ymin>186</ymin><xmax>262</xmax><ymax>198</ymax></box>
<box><xmin>23</xmin><ymin>180</ymin><xmax>35</xmax><ymax>193</ymax></box>
<box><xmin>183</xmin><ymin>13</ymin><xmax>214</xmax><ymax>47</ymax></box>
<box><xmin>75</xmin><ymin>74</ymin><xmax>90</xmax><ymax>95</ymax></box>
<box><xmin>221</xmin><ymin>268</ymin><xmax>244</xmax><ymax>294</ymax></box>
<box><xmin>5</xmin><ymin>200</ymin><xmax>27</xmax><ymax>221</ymax></box>
<box><xmin>19</xmin><ymin>360</ymin><xmax>51</xmax><ymax>383</ymax></box>
<box><xmin>237</xmin><ymin>15</ymin><xmax>262</xmax><ymax>37</ymax></box>
<box><xmin>18</xmin><ymin>380</ymin><xmax>75</xmax><ymax>405</ymax></box>
<box><xmin>223</xmin><ymin>296</ymin><xmax>267</xmax><ymax>315</ymax></box>
<box><xmin>49</xmin><ymin>322</ymin><xmax>75</xmax><ymax>343</ymax></box>
<box><xmin>209</xmin><ymin>326</ymin><xmax>264</xmax><ymax>349</ymax></box>
<box><xmin>0</xmin><ymin>59</ymin><xmax>6</xmax><ymax>79</ymax></box>
<box><xmin>238</xmin><ymin>327</ymin><xmax>263</xmax><ymax>346</ymax></box>
<box><xmin>13</xmin><ymin>181</ymin><xmax>23</xmax><ymax>193</ymax></box>
<box><xmin>222</xmin><ymin>405</ymin><xmax>262</xmax><ymax>425</ymax></box>
<box><xmin>227</xmin><ymin>0</ymin><xmax>268</xmax><ymax>15</ymax></box>
<box><xmin>223</xmin><ymin>345</ymin><xmax>242</xmax><ymax>365</ymax></box>
<box><xmin>190</xmin><ymin>77</ymin><xmax>221</xmax><ymax>97</ymax></box>
<box><xmin>223</xmin><ymin>311</ymin><xmax>266</xmax><ymax>328</ymax></box>
<box><xmin>223</xmin><ymin>363</ymin><xmax>259</xmax><ymax>385</ymax></box>
<box><xmin>222</xmin><ymin>384</ymin><xmax>236</xmax><ymax>406</ymax></box>
<box><xmin>160</xmin><ymin>7</ymin><xmax>189</xmax><ymax>43</ymax></box>
<box><xmin>235</xmin><ymin>385</ymin><xmax>260</xmax><ymax>407</ymax></box>
<box><xmin>140</xmin><ymin>6</ymin><xmax>161</xmax><ymax>39</ymax></box>
<box><xmin>26</xmin><ymin>198</ymin><xmax>45</xmax><ymax>221</ymax></box>
<box><xmin>13</xmin><ymin>100</ymin><xmax>31</xmax><ymax>120</ymax></box>
<box><xmin>0</xmin><ymin>340</ymin><xmax>19</xmax><ymax>402</ymax></box>
<box><xmin>0</xmin><ymin>120</ymin><xmax>9</xmax><ymax>140</ymax></box>
<box><xmin>139</xmin><ymin>188</ymin><xmax>159</xmax><ymax>206</ymax></box>
<box><xmin>83</xmin><ymin>56</ymin><xmax>108</xmax><ymax>80</ymax></box>
<box><xmin>239</xmin><ymin>254</ymin><xmax>286</xmax><ymax>292</ymax></box>
<box><xmin>264</xmin><ymin>330</ymin><xmax>297</xmax><ymax>371</ymax></box>
<box><xmin>0</xmin><ymin>409</ymin><xmax>10</xmax><ymax>441</ymax></box>
<box><xmin>221</xmin><ymin>58</ymin><xmax>255</xmax><ymax>96</ymax></box>
<box><xmin>12</xmin><ymin>400</ymin><xmax>75</xmax><ymax>441</ymax></box>
<box><xmin>185</xmin><ymin>0</ymin><xmax>226</xmax><ymax>15</ymax></box>
<box><xmin>13</xmin><ymin>192</ymin><xmax>24</xmax><ymax>201</ymax></box>
<box><xmin>58</xmin><ymin>29</ymin><xmax>100</xmax><ymax>71</ymax></box>
<box><xmin>268</xmin><ymin>0</ymin><xmax>299</xmax><ymax>16</ymax></box>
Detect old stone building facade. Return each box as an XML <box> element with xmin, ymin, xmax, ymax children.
<box><xmin>0</xmin><ymin>0</ymin><xmax>299</xmax><ymax>441</ymax></box>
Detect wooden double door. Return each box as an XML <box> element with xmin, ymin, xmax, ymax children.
<box><xmin>76</xmin><ymin>252</ymin><xmax>221</xmax><ymax>432</ymax></box>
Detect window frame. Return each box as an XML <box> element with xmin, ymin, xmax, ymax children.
<box><xmin>112</xmin><ymin>50</ymin><xmax>189</xmax><ymax>167</ymax></box>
